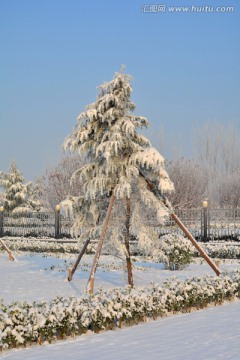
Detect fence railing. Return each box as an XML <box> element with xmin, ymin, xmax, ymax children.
<box><xmin>159</xmin><ymin>208</ymin><xmax>240</xmax><ymax>241</ymax></box>
<box><xmin>0</xmin><ymin>208</ymin><xmax>240</xmax><ymax>241</ymax></box>
<box><xmin>0</xmin><ymin>211</ymin><xmax>73</xmax><ymax>239</ymax></box>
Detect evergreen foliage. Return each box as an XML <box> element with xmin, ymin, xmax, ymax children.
<box><xmin>0</xmin><ymin>161</ymin><xmax>44</xmax><ymax>213</ymax></box>
<box><xmin>0</xmin><ymin>161</ymin><xmax>31</xmax><ymax>212</ymax></box>
<box><xmin>63</xmin><ymin>69</ymin><xmax>174</xmax><ymax>255</ymax></box>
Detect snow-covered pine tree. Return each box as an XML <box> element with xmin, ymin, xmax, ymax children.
<box><xmin>64</xmin><ymin>68</ymin><xmax>174</xmax><ymax>290</ymax></box>
<box><xmin>0</xmin><ymin>161</ymin><xmax>32</xmax><ymax>212</ymax></box>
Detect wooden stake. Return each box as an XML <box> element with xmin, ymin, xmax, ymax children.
<box><xmin>87</xmin><ymin>194</ymin><xmax>115</xmax><ymax>294</ymax></box>
<box><xmin>171</xmin><ymin>213</ymin><xmax>220</xmax><ymax>276</ymax></box>
<box><xmin>125</xmin><ymin>197</ymin><xmax>134</xmax><ymax>288</ymax></box>
<box><xmin>141</xmin><ymin>174</ymin><xmax>221</xmax><ymax>276</ymax></box>
<box><xmin>67</xmin><ymin>238</ymin><xmax>91</xmax><ymax>281</ymax></box>
<box><xmin>0</xmin><ymin>239</ymin><xmax>16</xmax><ymax>261</ymax></box>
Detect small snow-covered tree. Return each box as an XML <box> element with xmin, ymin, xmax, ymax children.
<box><xmin>64</xmin><ymin>68</ymin><xmax>174</xmax><ymax>288</ymax></box>
<box><xmin>153</xmin><ymin>234</ymin><xmax>194</xmax><ymax>270</ymax></box>
<box><xmin>0</xmin><ymin>161</ymin><xmax>32</xmax><ymax>212</ymax></box>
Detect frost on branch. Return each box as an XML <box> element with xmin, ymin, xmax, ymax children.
<box><xmin>0</xmin><ymin>161</ymin><xmax>43</xmax><ymax>213</ymax></box>
<box><xmin>63</xmin><ymin>68</ymin><xmax>174</xmax><ymax>255</ymax></box>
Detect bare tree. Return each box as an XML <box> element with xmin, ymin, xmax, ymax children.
<box><xmin>166</xmin><ymin>158</ymin><xmax>208</xmax><ymax>209</ymax></box>
<box><xmin>195</xmin><ymin>121</ymin><xmax>240</xmax><ymax>175</ymax></box>
<box><xmin>43</xmin><ymin>154</ymin><xmax>84</xmax><ymax>209</ymax></box>
<box><xmin>194</xmin><ymin>121</ymin><xmax>240</xmax><ymax>207</ymax></box>
<box><xmin>216</xmin><ymin>170</ymin><xmax>240</xmax><ymax>208</ymax></box>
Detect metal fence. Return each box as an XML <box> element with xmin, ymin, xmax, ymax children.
<box><xmin>0</xmin><ymin>208</ymin><xmax>240</xmax><ymax>241</ymax></box>
<box><xmin>159</xmin><ymin>208</ymin><xmax>240</xmax><ymax>241</ymax></box>
<box><xmin>0</xmin><ymin>211</ymin><xmax>73</xmax><ymax>238</ymax></box>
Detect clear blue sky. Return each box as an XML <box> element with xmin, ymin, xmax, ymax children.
<box><xmin>1</xmin><ymin>0</ymin><xmax>239</xmax><ymax>181</ymax></box>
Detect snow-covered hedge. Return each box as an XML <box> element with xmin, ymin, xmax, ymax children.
<box><xmin>1</xmin><ymin>238</ymin><xmax>240</xmax><ymax>259</ymax></box>
<box><xmin>200</xmin><ymin>243</ymin><xmax>240</xmax><ymax>259</ymax></box>
<box><xmin>1</xmin><ymin>270</ymin><xmax>240</xmax><ymax>351</ymax></box>
<box><xmin>0</xmin><ymin>239</ymin><xmax>96</xmax><ymax>255</ymax></box>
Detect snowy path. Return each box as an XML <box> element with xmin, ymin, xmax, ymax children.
<box><xmin>2</xmin><ymin>301</ymin><xmax>240</xmax><ymax>360</ymax></box>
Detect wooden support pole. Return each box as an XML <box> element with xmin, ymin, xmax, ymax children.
<box><xmin>67</xmin><ymin>238</ymin><xmax>91</xmax><ymax>281</ymax></box>
<box><xmin>125</xmin><ymin>197</ymin><xmax>134</xmax><ymax>288</ymax></box>
<box><xmin>171</xmin><ymin>213</ymin><xmax>220</xmax><ymax>276</ymax></box>
<box><xmin>87</xmin><ymin>194</ymin><xmax>115</xmax><ymax>294</ymax></box>
<box><xmin>141</xmin><ymin>174</ymin><xmax>220</xmax><ymax>276</ymax></box>
<box><xmin>0</xmin><ymin>239</ymin><xmax>16</xmax><ymax>261</ymax></box>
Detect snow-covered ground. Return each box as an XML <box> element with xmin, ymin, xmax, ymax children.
<box><xmin>1</xmin><ymin>253</ymin><xmax>239</xmax><ymax>304</ymax></box>
<box><xmin>1</xmin><ymin>251</ymin><xmax>240</xmax><ymax>359</ymax></box>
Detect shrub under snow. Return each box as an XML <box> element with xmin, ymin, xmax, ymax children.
<box><xmin>153</xmin><ymin>234</ymin><xmax>195</xmax><ymax>270</ymax></box>
<box><xmin>2</xmin><ymin>237</ymin><xmax>240</xmax><ymax>260</ymax></box>
<box><xmin>201</xmin><ymin>243</ymin><xmax>240</xmax><ymax>259</ymax></box>
<box><xmin>2</xmin><ymin>238</ymin><xmax>81</xmax><ymax>254</ymax></box>
<box><xmin>1</xmin><ymin>270</ymin><xmax>240</xmax><ymax>351</ymax></box>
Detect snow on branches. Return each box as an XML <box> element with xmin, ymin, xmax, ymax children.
<box><xmin>0</xmin><ymin>161</ymin><xmax>44</xmax><ymax>213</ymax></box>
<box><xmin>63</xmin><ymin>69</ymin><xmax>174</xmax><ymax>256</ymax></box>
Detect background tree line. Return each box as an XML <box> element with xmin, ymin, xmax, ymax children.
<box><xmin>1</xmin><ymin>120</ymin><xmax>240</xmax><ymax>212</ymax></box>
<box><xmin>167</xmin><ymin>121</ymin><xmax>240</xmax><ymax>208</ymax></box>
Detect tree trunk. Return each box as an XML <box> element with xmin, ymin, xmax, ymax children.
<box><xmin>87</xmin><ymin>194</ymin><xmax>115</xmax><ymax>293</ymax></box>
<box><xmin>125</xmin><ymin>197</ymin><xmax>134</xmax><ymax>287</ymax></box>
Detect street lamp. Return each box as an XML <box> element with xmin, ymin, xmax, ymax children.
<box><xmin>202</xmin><ymin>199</ymin><xmax>208</xmax><ymax>242</ymax></box>
<box><xmin>55</xmin><ymin>205</ymin><xmax>61</xmax><ymax>238</ymax></box>
<box><xmin>202</xmin><ymin>199</ymin><xmax>208</xmax><ymax>208</ymax></box>
<box><xmin>0</xmin><ymin>206</ymin><xmax>4</xmax><ymax>237</ymax></box>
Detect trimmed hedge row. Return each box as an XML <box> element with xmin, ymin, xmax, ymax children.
<box><xmin>1</xmin><ymin>239</ymin><xmax>87</xmax><ymax>254</ymax></box>
<box><xmin>2</xmin><ymin>238</ymin><xmax>240</xmax><ymax>259</ymax></box>
<box><xmin>199</xmin><ymin>243</ymin><xmax>240</xmax><ymax>259</ymax></box>
<box><xmin>1</xmin><ymin>270</ymin><xmax>240</xmax><ymax>351</ymax></box>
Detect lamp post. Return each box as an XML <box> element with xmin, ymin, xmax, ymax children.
<box><xmin>202</xmin><ymin>199</ymin><xmax>208</xmax><ymax>242</ymax></box>
<box><xmin>55</xmin><ymin>204</ymin><xmax>61</xmax><ymax>239</ymax></box>
<box><xmin>0</xmin><ymin>206</ymin><xmax>4</xmax><ymax>237</ymax></box>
